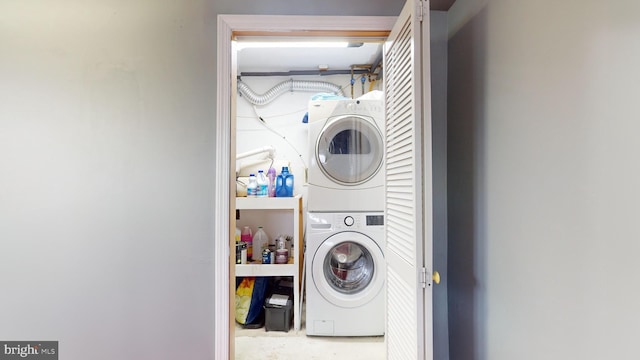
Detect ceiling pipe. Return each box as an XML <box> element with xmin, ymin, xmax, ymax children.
<box><xmin>239</xmin><ymin>69</ymin><xmax>370</xmax><ymax>77</ymax></box>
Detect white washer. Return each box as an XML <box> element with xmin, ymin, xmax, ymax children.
<box><xmin>306</xmin><ymin>211</ymin><xmax>385</xmax><ymax>336</ymax></box>
<box><xmin>307</xmin><ymin>98</ymin><xmax>385</xmax><ymax>212</ymax></box>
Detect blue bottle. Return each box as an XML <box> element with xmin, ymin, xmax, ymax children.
<box><xmin>276</xmin><ymin>166</ymin><xmax>294</xmax><ymax>197</ymax></box>
<box><xmin>284</xmin><ymin>170</ymin><xmax>294</xmax><ymax>196</ymax></box>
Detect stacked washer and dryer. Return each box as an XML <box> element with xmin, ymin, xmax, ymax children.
<box><xmin>305</xmin><ymin>96</ymin><xmax>386</xmax><ymax>337</ymax></box>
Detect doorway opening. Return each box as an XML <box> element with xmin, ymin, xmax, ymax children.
<box><xmin>215</xmin><ymin>14</ymin><xmax>397</xmax><ymax>359</ymax></box>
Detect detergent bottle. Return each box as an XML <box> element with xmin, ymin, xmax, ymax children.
<box><xmin>276</xmin><ymin>166</ymin><xmax>294</xmax><ymax>197</ymax></box>
<box><xmin>241</xmin><ymin>226</ymin><xmax>253</xmax><ymax>259</ymax></box>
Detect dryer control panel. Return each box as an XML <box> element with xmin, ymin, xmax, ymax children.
<box><xmin>340</xmin><ymin>99</ymin><xmax>384</xmax><ymax>116</ymax></box>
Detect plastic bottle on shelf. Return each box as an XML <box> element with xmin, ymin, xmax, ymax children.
<box><xmin>235</xmin><ymin>226</ymin><xmax>243</xmax><ymax>264</ymax></box>
<box><xmin>256</xmin><ymin>170</ymin><xmax>268</xmax><ymax>197</ymax></box>
<box><xmin>268</xmin><ymin>233</ymin><xmax>277</xmax><ymax>249</ymax></box>
<box><xmin>251</xmin><ymin>227</ymin><xmax>269</xmax><ymax>262</ymax></box>
<box><xmin>241</xmin><ymin>226</ymin><xmax>253</xmax><ymax>259</ymax></box>
<box><xmin>276</xmin><ymin>166</ymin><xmax>294</xmax><ymax>197</ymax></box>
<box><xmin>246</xmin><ymin>174</ymin><xmax>257</xmax><ymax>197</ymax></box>
<box><xmin>236</xmin><ymin>242</ymin><xmax>247</xmax><ymax>264</ymax></box>
<box><xmin>284</xmin><ymin>169</ymin><xmax>294</xmax><ymax>196</ymax></box>
<box><xmin>267</xmin><ymin>167</ymin><xmax>276</xmax><ymax>197</ymax></box>
<box><xmin>275</xmin><ymin>248</ymin><xmax>289</xmax><ymax>264</ymax></box>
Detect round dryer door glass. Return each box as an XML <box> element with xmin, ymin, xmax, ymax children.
<box><xmin>316</xmin><ymin>115</ymin><xmax>384</xmax><ymax>185</ymax></box>
<box><xmin>323</xmin><ymin>241</ymin><xmax>374</xmax><ymax>294</ymax></box>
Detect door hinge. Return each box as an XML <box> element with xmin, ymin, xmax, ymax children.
<box><xmin>420</xmin><ymin>267</ymin><xmax>427</xmax><ymax>288</ymax></box>
<box><xmin>417</xmin><ymin>0</ymin><xmax>424</xmax><ymax>23</ymax></box>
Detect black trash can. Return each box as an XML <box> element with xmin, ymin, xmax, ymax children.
<box><xmin>264</xmin><ymin>294</ymin><xmax>293</xmax><ymax>332</ymax></box>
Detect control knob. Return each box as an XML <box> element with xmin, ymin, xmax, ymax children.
<box><xmin>344</xmin><ymin>216</ymin><xmax>355</xmax><ymax>227</ymax></box>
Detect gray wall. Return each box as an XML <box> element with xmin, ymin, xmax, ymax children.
<box><xmin>447</xmin><ymin>0</ymin><xmax>640</xmax><ymax>359</ymax></box>
<box><xmin>1</xmin><ymin>1</ymin><xmax>217</xmax><ymax>359</ymax></box>
<box><xmin>1</xmin><ymin>1</ymin><xmax>451</xmax><ymax>360</ymax></box>
<box><xmin>431</xmin><ymin>10</ymin><xmax>450</xmax><ymax>360</ymax></box>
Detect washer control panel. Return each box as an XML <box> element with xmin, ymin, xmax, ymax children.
<box><xmin>332</xmin><ymin>212</ymin><xmax>384</xmax><ymax>230</ymax></box>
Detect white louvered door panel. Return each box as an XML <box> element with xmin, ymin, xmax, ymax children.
<box><xmin>384</xmin><ymin>1</ymin><xmax>433</xmax><ymax>359</ymax></box>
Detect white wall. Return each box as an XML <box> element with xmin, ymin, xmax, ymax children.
<box><xmin>0</xmin><ymin>1</ymin><xmax>217</xmax><ymax>359</ymax></box>
<box><xmin>235</xmin><ymin>74</ymin><xmax>359</xmax><ymax>203</ymax></box>
<box><xmin>447</xmin><ymin>1</ymin><xmax>640</xmax><ymax>359</ymax></box>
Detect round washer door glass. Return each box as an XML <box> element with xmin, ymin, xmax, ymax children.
<box><xmin>316</xmin><ymin>115</ymin><xmax>383</xmax><ymax>185</ymax></box>
<box><xmin>312</xmin><ymin>231</ymin><xmax>385</xmax><ymax>308</ymax></box>
<box><xmin>323</xmin><ymin>241</ymin><xmax>374</xmax><ymax>294</ymax></box>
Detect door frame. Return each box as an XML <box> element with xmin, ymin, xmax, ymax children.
<box><xmin>215</xmin><ymin>14</ymin><xmax>397</xmax><ymax>359</ymax></box>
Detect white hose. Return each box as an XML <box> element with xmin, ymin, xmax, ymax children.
<box><xmin>238</xmin><ymin>79</ymin><xmax>344</xmax><ymax>106</ymax></box>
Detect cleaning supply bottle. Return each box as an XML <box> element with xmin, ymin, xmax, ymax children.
<box><xmin>267</xmin><ymin>167</ymin><xmax>276</xmax><ymax>197</ymax></box>
<box><xmin>276</xmin><ymin>166</ymin><xmax>294</xmax><ymax>197</ymax></box>
<box><xmin>246</xmin><ymin>174</ymin><xmax>257</xmax><ymax>197</ymax></box>
<box><xmin>235</xmin><ymin>226</ymin><xmax>242</xmax><ymax>263</ymax></box>
<box><xmin>284</xmin><ymin>168</ymin><xmax>294</xmax><ymax>196</ymax></box>
<box><xmin>256</xmin><ymin>170</ymin><xmax>268</xmax><ymax>197</ymax></box>
<box><xmin>241</xmin><ymin>226</ymin><xmax>253</xmax><ymax>259</ymax></box>
<box><xmin>251</xmin><ymin>227</ymin><xmax>269</xmax><ymax>261</ymax></box>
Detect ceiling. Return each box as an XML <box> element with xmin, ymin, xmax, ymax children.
<box><xmin>237</xmin><ymin>1</ymin><xmax>455</xmax><ymax>76</ymax></box>
<box><xmin>237</xmin><ymin>42</ymin><xmax>384</xmax><ymax>75</ymax></box>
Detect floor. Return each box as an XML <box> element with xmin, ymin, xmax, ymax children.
<box><xmin>234</xmin><ymin>303</ymin><xmax>385</xmax><ymax>360</ymax></box>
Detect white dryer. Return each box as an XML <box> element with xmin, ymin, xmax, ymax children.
<box><xmin>305</xmin><ymin>211</ymin><xmax>385</xmax><ymax>336</ymax></box>
<box><xmin>307</xmin><ymin>98</ymin><xmax>385</xmax><ymax>212</ymax></box>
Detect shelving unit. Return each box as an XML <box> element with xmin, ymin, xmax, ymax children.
<box><xmin>235</xmin><ymin>194</ymin><xmax>303</xmax><ymax>331</ymax></box>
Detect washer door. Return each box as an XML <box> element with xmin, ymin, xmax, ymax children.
<box><xmin>312</xmin><ymin>231</ymin><xmax>385</xmax><ymax>308</ymax></box>
<box><xmin>315</xmin><ymin>115</ymin><xmax>384</xmax><ymax>185</ymax></box>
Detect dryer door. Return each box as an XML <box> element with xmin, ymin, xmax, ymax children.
<box><xmin>315</xmin><ymin>115</ymin><xmax>384</xmax><ymax>185</ymax></box>
<box><xmin>312</xmin><ymin>231</ymin><xmax>385</xmax><ymax>308</ymax></box>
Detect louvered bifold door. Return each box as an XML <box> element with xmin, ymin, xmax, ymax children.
<box><xmin>384</xmin><ymin>0</ymin><xmax>432</xmax><ymax>359</ymax></box>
